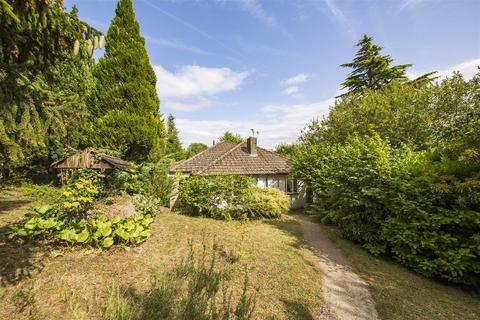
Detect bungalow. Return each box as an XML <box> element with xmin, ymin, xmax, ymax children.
<box><xmin>169</xmin><ymin>136</ymin><xmax>306</xmax><ymax>209</ymax></box>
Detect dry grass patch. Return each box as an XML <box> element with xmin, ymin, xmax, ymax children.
<box><xmin>0</xmin><ymin>188</ymin><xmax>322</xmax><ymax>319</ymax></box>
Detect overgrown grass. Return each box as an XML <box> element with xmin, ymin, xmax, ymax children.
<box><xmin>319</xmin><ymin>223</ymin><xmax>480</xmax><ymax>320</ymax></box>
<box><xmin>102</xmin><ymin>242</ymin><xmax>256</xmax><ymax>320</ymax></box>
<box><xmin>14</xmin><ymin>182</ymin><xmax>63</xmax><ymax>205</ymax></box>
<box><xmin>0</xmin><ymin>187</ymin><xmax>322</xmax><ymax>319</ymax></box>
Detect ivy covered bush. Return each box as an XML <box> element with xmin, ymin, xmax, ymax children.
<box><xmin>10</xmin><ymin>177</ymin><xmax>154</xmax><ymax>249</ymax></box>
<box><xmin>176</xmin><ymin>175</ymin><xmax>289</xmax><ymax>220</ymax></box>
<box><xmin>295</xmin><ymin>134</ymin><xmax>480</xmax><ymax>285</ymax></box>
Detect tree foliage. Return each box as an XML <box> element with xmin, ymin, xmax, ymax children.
<box><xmin>85</xmin><ymin>0</ymin><xmax>164</xmax><ymax>161</ymax></box>
<box><xmin>274</xmin><ymin>143</ymin><xmax>298</xmax><ymax>160</ymax></box>
<box><xmin>219</xmin><ymin>131</ymin><xmax>243</xmax><ymax>144</ymax></box>
<box><xmin>165</xmin><ymin>114</ymin><xmax>185</xmax><ymax>161</ymax></box>
<box><xmin>296</xmin><ymin>70</ymin><xmax>480</xmax><ymax>285</ymax></box>
<box><xmin>185</xmin><ymin>143</ymin><xmax>208</xmax><ymax>158</ymax></box>
<box><xmin>0</xmin><ymin>1</ymin><xmax>99</xmax><ymax>177</ymax></box>
<box><xmin>296</xmin><ymin>134</ymin><xmax>480</xmax><ymax>285</ymax></box>
<box><xmin>340</xmin><ymin>35</ymin><xmax>436</xmax><ymax>97</ymax></box>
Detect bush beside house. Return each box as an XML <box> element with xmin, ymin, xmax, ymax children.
<box><xmin>175</xmin><ymin>175</ymin><xmax>289</xmax><ymax>220</ymax></box>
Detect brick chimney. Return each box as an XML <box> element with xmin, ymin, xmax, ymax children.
<box><xmin>247</xmin><ymin>136</ymin><xmax>257</xmax><ymax>156</ymax></box>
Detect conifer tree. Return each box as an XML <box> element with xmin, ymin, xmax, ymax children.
<box><xmin>340</xmin><ymin>35</ymin><xmax>412</xmax><ymax>96</ymax></box>
<box><xmin>0</xmin><ymin>1</ymin><xmax>98</xmax><ymax>177</ymax></box>
<box><xmin>165</xmin><ymin>114</ymin><xmax>184</xmax><ymax>161</ymax></box>
<box><xmin>86</xmin><ymin>0</ymin><xmax>164</xmax><ymax>161</ymax></box>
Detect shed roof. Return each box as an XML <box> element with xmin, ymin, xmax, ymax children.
<box><xmin>170</xmin><ymin>140</ymin><xmax>293</xmax><ymax>175</ymax></box>
<box><xmin>51</xmin><ymin>148</ymin><xmax>132</xmax><ymax>170</ymax></box>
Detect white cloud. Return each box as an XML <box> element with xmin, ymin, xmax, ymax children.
<box><xmin>437</xmin><ymin>59</ymin><xmax>480</xmax><ymax>80</ymax></box>
<box><xmin>284</xmin><ymin>73</ymin><xmax>308</xmax><ymax>85</ymax></box>
<box><xmin>408</xmin><ymin>58</ymin><xmax>480</xmax><ymax>81</ymax></box>
<box><xmin>154</xmin><ymin>64</ymin><xmax>249</xmax><ymax>112</ymax></box>
<box><xmin>283</xmin><ymin>86</ymin><xmax>301</xmax><ymax>95</ymax></box>
<box><xmin>155</xmin><ymin>65</ymin><xmax>249</xmax><ymax>98</ymax></box>
<box><xmin>176</xmin><ymin>98</ymin><xmax>334</xmax><ymax>148</ymax></box>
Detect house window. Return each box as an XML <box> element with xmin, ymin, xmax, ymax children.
<box><xmin>268</xmin><ymin>176</ymin><xmax>280</xmax><ymax>189</ymax></box>
<box><xmin>256</xmin><ymin>176</ymin><xmax>267</xmax><ymax>187</ymax></box>
<box><xmin>286</xmin><ymin>176</ymin><xmax>298</xmax><ymax>193</ymax></box>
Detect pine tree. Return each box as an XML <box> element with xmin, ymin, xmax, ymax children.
<box><xmin>340</xmin><ymin>35</ymin><xmax>412</xmax><ymax>96</ymax></box>
<box><xmin>340</xmin><ymin>35</ymin><xmax>437</xmax><ymax>97</ymax></box>
<box><xmin>86</xmin><ymin>0</ymin><xmax>164</xmax><ymax>161</ymax></box>
<box><xmin>165</xmin><ymin>114</ymin><xmax>184</xmax><ymax>161</ymax></box>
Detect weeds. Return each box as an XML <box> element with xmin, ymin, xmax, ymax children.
<box><xmin>102</xmin><ymin>241</ymin><xmax>257</xmax><ymax>320</ymax></box>
<box><xmin>10</xmin><ymin>285</ymin><xmax>46</xmax><ymax>320</ymax></box>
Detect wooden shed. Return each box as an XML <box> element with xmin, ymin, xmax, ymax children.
<box><xmin>51</xmin><ymin>148</ymin><xmax>132</xmax><ymax>170</ymax></box>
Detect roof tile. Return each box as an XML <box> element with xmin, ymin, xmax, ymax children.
<box><xmin>170</xmin><ymin>140</ymin><xmax>293</xmax><ymax>175</ymax></box>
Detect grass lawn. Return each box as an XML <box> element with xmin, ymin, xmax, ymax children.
<box><xmin>0</xmin><ymin>184</ymin><xmax>323</xmax><ymax>319</ymax></box>
<box><xmin>317</xmin><ymin>221</ymin><xmax>480</xmax><ymax>320</ymax></box>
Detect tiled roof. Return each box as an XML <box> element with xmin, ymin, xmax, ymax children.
<box><xmin>170</xmin><ymin>140</ymin><xmax>293</xmax><ymax>175</ymax></box>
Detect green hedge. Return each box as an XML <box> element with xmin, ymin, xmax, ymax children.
<box><xmin>295</xmin><ymin>134</ymin><xmax>480</xmax><ymax>285</ymax></box>
<box><xmin>176</xmin><ymin>175</ymin><xmax>289</xmax><ymax>220</ymax></box>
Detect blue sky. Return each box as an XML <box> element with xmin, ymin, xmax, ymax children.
<box><xmin>65</xmin><ymin>0</ymin><xmax>480</xmax><ymax>148</ymax></box>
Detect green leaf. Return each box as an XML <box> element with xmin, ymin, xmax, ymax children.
<box><xmin>76</xmin><ymin>229</ymin><xmax>89</xmax><ymax>243</ymax></box>
<box><xmin>35</xmin><ymin>205</ymin><xmax>52</xmax><ymax>215</ymax></box>
<box><xmin>111</xmin><ymin>215</ymin><xmax>121</xmax><ymax>224</ymax></box>
<box><xmin>115</xmin><ymin>229</ymin><xmax>130</xmax><ymax>241</ymax></box>
<box><xmin>102</xmin><ymin>237</ymin><xmax>114</xmax><ymax>248</ymax></box>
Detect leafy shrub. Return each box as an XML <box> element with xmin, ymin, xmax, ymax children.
<box><xmin>295</xmin><ymin>134</ymin><xmax>398</xmax><ymax>254</ymax></box>
<box><xmin>11</xmin><ymin>176</ymin><xmax>154</xmax><ymax>249</ymax></box>
<box><xmin>129</xmin><ymin>193</ymin><xmax>163</xmax><ymax>216</ymax></box>
<box><xmin>241</xmin><ymin>187</ymin><xmax>289</xmax><ymax>219</ymax></box>
<box><xmin>381</xmin><ymin>154</ymin><xmax>480</xmax><ymax>285</ymax></box>
<box><xmin>295</xmin><ymin>134</ymin><xmax>480</xmax><ymax>285</ymax></box>
<box><xmin>176</xmin><ymin>175</ymin><xmax>289</xmax><ymax>220</ymax></box>
<box><xmin>102</xmin><ymin>242</ymin><xmax>257</xmax><ymax>320</ymax></box>
<box><xmin>10</xmin><ymin>204</ymin><xmax>153</xmax><ymax>248</ymax></box>
<box><xmin>176</xmin><ymin>175</ymin><xmax>256</xmax><ymax>220</ymax></box>
<box><xmin>105</xmin><ymin>159</ymin><xmax>173</xmax><ymax>206</ymax></box>
<box><xmin>62</xmin><ymin>178</ymin><xmax>100</xmax><ymax>216</ymax></box>
<box><xmin>67</xmin><ymin>169</ymin><xmax>104</xmax><ymax>193</ymax></box>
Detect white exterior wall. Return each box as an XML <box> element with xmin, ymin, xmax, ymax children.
<box><xmin>253</xmin><ymin>175</ymin><xmax>306</xmax><ymax>209</ymax></box>
<box><xmin>289</xmin><ymin>181</ymin><xmax>307</xmax><ymax>209</ymax></box>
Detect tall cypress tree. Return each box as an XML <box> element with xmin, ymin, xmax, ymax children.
<box><xmin>165</xmin><ymin>114</ymin><xmax>185</xmax><ymax>161</ymax></box>
<box><xmin>86</xmin><ymin>0</ymin><xmax>164</xmax><ymax>161</ymax></box>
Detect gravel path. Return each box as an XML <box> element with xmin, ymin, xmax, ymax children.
<box><xmin>292</xmin><ymin>213</ymin><xmax>380</xmax><ymax>320</ymax></box>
